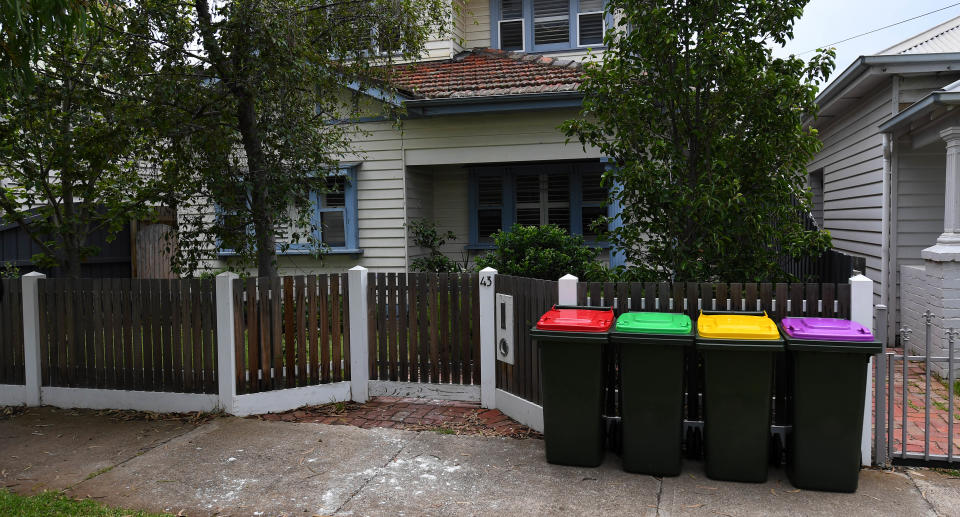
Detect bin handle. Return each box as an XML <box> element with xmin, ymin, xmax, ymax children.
<box><xmin>698</xmin><ymin>310</ymin><xmax>769</xmax><ymax>318</ymax></box>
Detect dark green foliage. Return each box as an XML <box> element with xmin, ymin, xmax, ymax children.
<box><xmin>130</xmin><ymin>0</ymin><xmax>451</xmax><ymax>276</ymax></box>
<box><xmin>563</xmin><ymin>0</ymin><xmax>835</xmax><ymax>282</ymax></box>
<box><xmin>475</xmin><ymin>224</ymin><xmax>608</xmax><ymax>281</ymax></box>
<box><xmin>408</xmin><ymin>218</ymin><xmax>464</xmax><ymax>273</ymax></box>
<box><xmin>0</xmin><ymin>10</ymin><xmax>158</xmax><ymax>278</ymax></box>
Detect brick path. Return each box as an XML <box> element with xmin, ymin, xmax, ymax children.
<box><xmin>874</xmin><ymin>349</ymin><xmax>960</xmax><ymax>457</ymax></box>
<box><xmin>252</xmin><ymin>396</ymin><xmax>541</xmax><ymax>439</ymax></box>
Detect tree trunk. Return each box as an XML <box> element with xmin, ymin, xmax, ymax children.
<box><xmin>237</xmin><ymin>93</ymin><xmax>278</xmax><ymax>278</ymax></box>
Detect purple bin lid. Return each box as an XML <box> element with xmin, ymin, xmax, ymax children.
<box><xmin>780</xmin><ymin>317</ymin><xmax>874</xmax><ymax>341</ymax></box>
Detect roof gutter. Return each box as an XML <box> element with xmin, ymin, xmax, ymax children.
<box><xmin>812</xmin><ymin>53</ymin><xmax>960</xmax><ymax>122</ymax></box>
<box><xmin>878</xmin><ymin>90</ymin><xmax>960</xmax><ymax>134</ymax></box>
<box><xmin>404</xmin><ymin>91</ymin><xmax>583</xmax><ymax>117</ymax></box>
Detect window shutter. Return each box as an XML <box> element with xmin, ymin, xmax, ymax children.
<box><xmin>533</xmin><ymin>0</ymin><xmax>569</xmax><ymax>45</ymax></box>
<box><xmin>477</xmin><ymin>174</ymin><xmax>504</xmax><ymax>243</ymax></box>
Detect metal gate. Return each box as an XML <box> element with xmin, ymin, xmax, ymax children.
<box><xmin>874</xmin><ymin>306</ymin><xmax>960</xmax><ymax>467</ymax></box>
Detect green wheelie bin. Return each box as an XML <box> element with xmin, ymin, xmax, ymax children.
<box><xmin>610</xmin><ymin>312</ymin><xmax>693</xmax><ymax>476</ymax></box>
<box><xmin>780</xmin><ymin>317</ymin><xmax>880</xmax><ymax>492</ymax></box>
<box><xmin>530</xmin><ymin>305</ymin><xmax>614</xmax><ymax>467</ymax></box>
<box><xmin>697</xmin><ymin>311</ymin><xmax>784</xmax><ymax>483</ymax></box>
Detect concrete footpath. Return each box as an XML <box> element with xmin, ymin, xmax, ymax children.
<box><xmin>2</xmin><ymin>407</ymin><xmax>959</xmax><ymax>516</ymax></box>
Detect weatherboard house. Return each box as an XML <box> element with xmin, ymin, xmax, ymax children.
<box><xmin>203</xmin><ymin>0</ymin><xmax>616</xmax><ymax>277</ymax></box>
<box><xmin>807</xmin><ymin>15</ymin><xmax>960</xmax><ymax>367</ymax></box>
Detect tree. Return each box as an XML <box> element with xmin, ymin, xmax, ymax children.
<box><xmin>407</xmin><ymin>218</ymin><xmax>465</xmax><ymax>273</ymax></box>
<box><xmin>0</xmin><ymin>0</ymin><xmax>97</xmax><ymax>93</ymax></box>
<box><xmin>0</xmin><ymin>10</ymin><xmax>156</xmax><ymax>278</ymax></box>
<box><xmin>563</xmin><ymin>0</ymin><xmax>834</xmax><ymax>282</ymax></box>
<box><xmin>130</xmin><ymin>0</ymin><xmax>450</xmax><ymax>277</ymax></box>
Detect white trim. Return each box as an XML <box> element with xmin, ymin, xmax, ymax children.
<box><xmin>0</xmin><ymin>384</ymin><xmax>27</xmax><ymax>406</ymax></box>
<box><xmin>368</xmin><ymin>380</ymin><xmax>480</xmax><ymax>401</ymax></box>
<box><xmin>850</xmin><ymin>273</ymin><xmax>875</xmax><ymax>466</ymax></box>
<box><xmin>576</xmin><ymin>11</ymin><xmax>604</xmax><ymax>47</ymax></box>
<box><xmin>216</xmin><ymin>272</ymin><xmax>239</xmax><ymax>414</ymax></box>
<box><xmin>348</xmin><ymin>266</ymin><xmax>370</xmax><ymax>402</ymax></box>
<box><xmin>40</xmin><ymin>387</ymin><xmax>220</xmax><ymax>413</ymax></box>
<box><xmin>230</xmin><ymin>382</ymin><xmax>351</xmax><ymax>417</ymax></box>
<box><xmin>558</xmin><ymin>274</ymin><xmax>578</xmax><ymax>305</ymax></box>
<box><xmin>21</xmin><ymin>272</ymin><xmax>44</xmax><ymax>406</ymax></box>
<box><xmin>499</xmin><ymin>18</ymin><xmax>525</xmax><ymax>52</ymax></box>
<box><xmin>479</xmin><ymin>267</ymin><xmax>498</xmax><ymax>408</ymax></box>
<box><xmin>495</xmin><ymin>388</ymin><xmax>543</xmax><ymax>432</ymax></box>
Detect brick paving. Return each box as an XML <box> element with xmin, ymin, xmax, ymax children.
<box><xmin>251</xmin><ymin>396</ymin><xmax>542</xmax><ymax>439</ymax></box>
<box><xmin>874</xmin><ymin>349</ymin><xmax>960</xmax><ymax>457</ymax></box>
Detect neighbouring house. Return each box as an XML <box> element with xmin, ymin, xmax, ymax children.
<box><xmin>807</xmin><ymin>15</ymin><xmax>960</xmax><ymax>361</ymax></box>
<box><xmin>205</xmin><ymin>0</ymin><xmax>616</xmax><ymax>276</ymax></box>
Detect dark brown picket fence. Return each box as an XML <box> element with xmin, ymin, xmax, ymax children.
<box><xmin>232</xmin><ymin>275</ymin><xmax>350</xmax><ymax>394</ymax></box>
<box><xmin>367</xmin><ymin>272</ymin><xmax>481</xmax><ymax>385</ymax></box>
<box><xmin>0</xmin><ymin>279</ymin><xmax>25</xmax><ymax>385</ymax></box>
<box><xmin>37</xmin><ymin>278</ymin><xmax>218</xmax><ymax>393</ymax></box>
<box><xmin>493</xmin><ymin>275</ymin><xmax>558</xmax><ymax>405</ymax></box>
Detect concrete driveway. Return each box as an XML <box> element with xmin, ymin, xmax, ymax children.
<box><xmin>2</xmin><ymin>407</ymin><xmax>959</xmax><ymax>516</ymax></box>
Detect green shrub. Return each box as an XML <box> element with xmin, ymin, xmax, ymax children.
<box><xmin>408</xmin><ymin>218</ymin><xmax>465</xmax><ymax>273</ymax></box>
<box><xmin>475</xmin><ymin>224</ymin><xmax>608</xmax><ymax>281</ymax></box>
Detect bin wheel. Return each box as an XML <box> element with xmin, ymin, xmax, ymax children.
<box><xmin>770</xmin><ymin>433</ymin><xmax>783</xmax><ymax>467</ymax></box>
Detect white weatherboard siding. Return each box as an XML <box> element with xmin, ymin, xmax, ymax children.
<box><xmin>432</xmin><ymin>166</ymin><xmax>470</xmax><ymax>260</ymax></box>
<box><xmin>464</xmin><ymin>0</ymin><xmax>491</xmax><ymax>48</ymax></box>
<box><xmin>203</xmin><ymin>108</ymin><xmax>599</xmax><ymax>274</ymax></box>
<box><xmin>809</xmin><ymin>83</ymin><xmax>893</xmax><ymax>303</ymax></box>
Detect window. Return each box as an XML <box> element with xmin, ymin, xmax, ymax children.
<box><xmin>219</xmin><ymin>165</ymin><xmax>360</xmax><ymax>256</ymax></box>
<box><xmin>499</xmin><ymin>0</ymin><xmax>524</xmax><ymax>50</ymax></box>
<box><xmin>577</xmin><ymin>0</ymin><xmax>604</xmax><ymax>46</ymax></box>
<box><xmin>492</xmin><ymin>0</ymin><xmax>609</xmax><ymax>53</ymax></box>
<box><xmin>809</xmin><ymin>169</ymin><xmax>824</xmax><ymax>228</ymax></box>
<box><xmin>309</xmin><ymin>166</ymin><xmax>360</xmax><ymax>252</ymax></box>
<box><xmin>469</xmin><ymin>162</ymin><xmax>608</xmax><ymax>247</ymax></box>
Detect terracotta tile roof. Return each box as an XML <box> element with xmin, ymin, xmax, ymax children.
<box><xmin>389</xmin><ymin>48</ymin><xmax>583</xmax><ymax>99</ymax></box>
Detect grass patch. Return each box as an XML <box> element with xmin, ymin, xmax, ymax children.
<box><xmin>936</xmin><ymin>469</ymin><xmax>960</xmax><ymax>478</ymax></box>
<box><xmin>934</xmin><ymin>400</ymin><xmax>949</xmax><ymax>412</ymax></box>
<box><xmin>908</xmin><ymin>400</ymin><xmax>921</xmax><ymax>411</ymax></box>
<box><xmin>0</xmin><ymin>489</ymin><xmax>170</xmax><ymax>516</ymax></box>
<box><xmin>433</xmin><ymin>427</ymin><xmax>456</xmax><ymax>435</ymax></box>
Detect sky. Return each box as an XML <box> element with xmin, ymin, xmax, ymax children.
<box><xmin>770</xmin><ymin>0</ymin><xmax>960</xmax><ymax>86</ymax></box>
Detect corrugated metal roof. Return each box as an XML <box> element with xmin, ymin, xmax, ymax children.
<box><xmin>881</xmin><ymin>15</ymin><xmax>960</xmax><ymax>55</ymax></box>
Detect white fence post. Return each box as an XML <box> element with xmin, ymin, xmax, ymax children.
<box><xmin>21</xmin><ymin>272</ymin><xmax>44</xmax><ymax>406</ymax></box>
<box><xmin>348</xmin><ymin>266</ymin><xmax>370</xmax><ymax>403</ymax></box>
<box><xmin>558</xmin><ymin>274</ymin><xmax>578</xmax><ymax>305</ymax></box>
<box><xmin>216</xmin><ymin>272</ymin><xmax>239</xmax><ymax>414</ymax></box>
<box><xmin>850</xmin><ymin>272</ymin><xmax>874</xmax><ymax>466</ymax></box>
<box><xmin>479</xmin><ymin>267</ymin><xmax>497</xmax><ymax>408</ymax></box>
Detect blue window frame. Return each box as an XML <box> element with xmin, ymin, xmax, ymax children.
<box><xmin>468</xmin><ymin>161</ymin><xmax>608</xmax><ymax>248</ymax></box>
<box><xmin>219</xmin><ymin>164</ymin><xmax>360</xmax><ymax>256</ymax></box>
<box><xmin>490</xmin><ymin>0</ymin><xmax>612</xmax><ymax>53</ymax></box>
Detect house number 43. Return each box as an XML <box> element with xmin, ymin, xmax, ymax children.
<box><xmin>479</xmin><ymin>275</ymin><xmax>493</xmax><ymax>287</ymax></box>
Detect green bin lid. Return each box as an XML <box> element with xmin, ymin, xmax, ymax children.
<box><xmin>615</xmin><ymin>312</ymin><xmax>692</xmax><ymax>334</ymax></box>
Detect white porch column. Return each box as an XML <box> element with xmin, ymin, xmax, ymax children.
<box><xmin>215</xmin><ymin>272</ymin><xmax>239</xmax><ymax>414</ymax></box>
<box><xmin>479</xmin><ymin>267</ymin><xmax>497</xmax><ymax>408</ymax></box>
<box><xmin>927</xmin><ymin>127</ymin><xmax>960</xmax><ymax>256</ymax></box>
<box><xmin>850</xmin><ymin>273</ymin><xmax>874</xmax><ymax>466</ymax></box>
<box><xmin>558</xmin><ymin>274</ymin><xmax>578</xmax><ymax>305</ymax></box>
<box><xmin>21</xmin><ymin>272</ymin><xmax>45</xmax><ymax>406</ymax></box>
<box><xmin>347</xmin><ymin>266</ymin><xmax>370</xmax><ymax>403</ymax></box>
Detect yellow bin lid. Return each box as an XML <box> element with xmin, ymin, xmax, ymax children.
<box><xmin>697</xmin><ymin>312</ymin><xmax>780</xmax><ymax>340</ymax></box>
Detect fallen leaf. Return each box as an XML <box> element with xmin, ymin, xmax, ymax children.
<box><xmin>685</xmin><ymin>503</ymin><xmax>705</xmax><ymax>508</ymax></box>
<box><xmin>696</xmin><ymin>485</ymin><xmax>718</xmax><ymax>490</ymax></box>
<box><xmin>787</xmin><ymin>489</ymin><xmax>800</xmax><ymax>493</ymax></box>
<box><xmin>770</xmin><ymin>488</ymin><xmax>777</xmax><ymax>495</ymax></box>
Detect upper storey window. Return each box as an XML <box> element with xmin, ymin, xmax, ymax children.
<box><xmin>494</xmin><ymin>0</ymin><xmax>608</xmax><ymax>53</ymax></box>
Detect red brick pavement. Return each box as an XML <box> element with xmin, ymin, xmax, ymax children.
<box><xmin>253</xmin><ymin>396</ymin><xmax>541</xmax><ymax>439</ymax></box>
<box><xmin>874</xmin><ymin>349</ymin><xmax>960</xmax><ymax>457</ymax></box>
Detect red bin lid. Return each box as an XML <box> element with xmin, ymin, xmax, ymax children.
<box><xmin>535</xmin><ymin>306</ymin><xmax>614</xmax><ymax>332</ymax></box>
